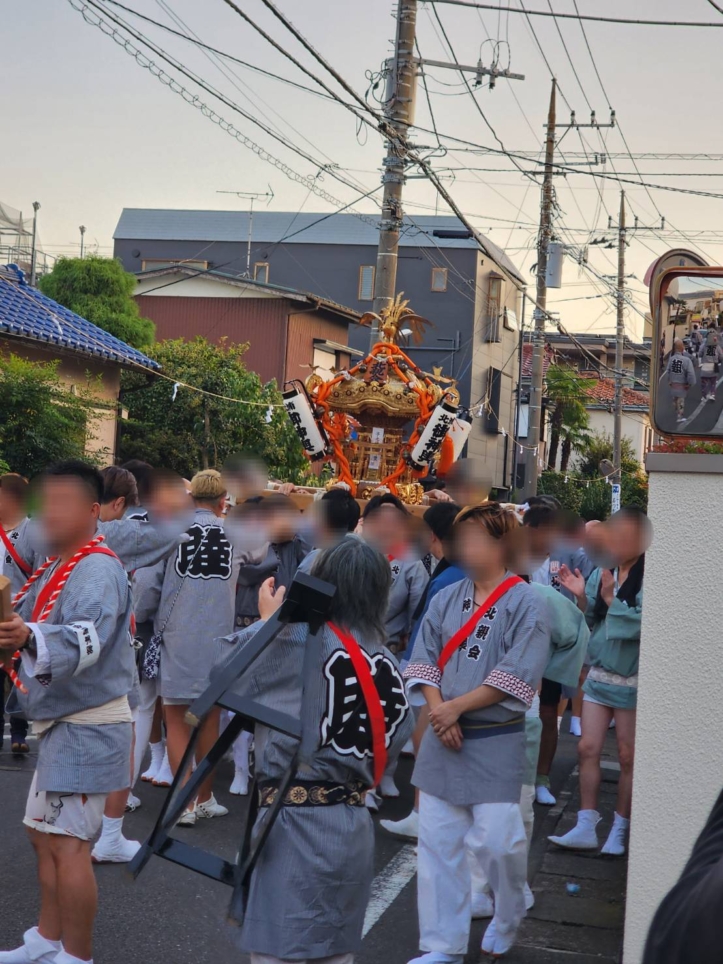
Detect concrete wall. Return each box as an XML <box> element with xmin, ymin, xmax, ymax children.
<box><xmin>0</xmin><ymin>337</ymin><xmax>120</xmax><ymax>463</ymax></box>
<box><xmin>624</xmin><ymin>455</ymin><xmax>723</xmax><ymax>962</ymax></box>
<box><xmin>116</xmin><ymin>237</ymin><xmax>478</xmax><ymax>405</ymax></box>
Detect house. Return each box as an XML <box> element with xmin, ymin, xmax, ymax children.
<box><xmin>133</xmin><ymin>265</ymin><xmax>360</xmax><ymax>388</ymax></box>
<box><xmin>114</xmin><ymin>209</ymin><xmax>526</xmax><ymax>492</ymax></box>
<box><xmin>518</xmin><ymin>343</ymin><xmax>653</xmax><ymax>476</ymax></box>
<box><xmin>0</xmin><ymin>264</ymin><xmax>159</xmax><ymax>462</ymax></box>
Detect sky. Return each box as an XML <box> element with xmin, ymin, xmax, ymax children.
<box><xmin>6</xmin><ymin>0</ymin><xmax>723</xmax><ymax>342</ymax></box>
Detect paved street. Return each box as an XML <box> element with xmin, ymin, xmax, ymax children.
<box><xmin>657</xmin><ymin>368</ymin><xmax>723</xmax><ymax>434</ymax></box>
<box><xmin>0</xmin><ymin>727</ymin><xmax>621</xmax><ymax>964</ymax></box>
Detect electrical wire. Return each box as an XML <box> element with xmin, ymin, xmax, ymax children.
<box><xmin>427</xmin><ymin>1</ymin><xmax>723</xmax><ymax>28</ymax></box>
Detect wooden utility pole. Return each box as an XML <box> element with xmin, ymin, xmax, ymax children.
<box><xmin>612</xmin><ymin>190</ymin><xmax>626</xmax><ymax>493</ymax></box>
<box><xmin>522</xmin><ymin>79</ymin><xmax>556</xmax><ymax>498</ymax></box>
<box><xmin>371</xmin><ymin>0</ymin><xmax>419</xmax><ymax>343</ymax></box>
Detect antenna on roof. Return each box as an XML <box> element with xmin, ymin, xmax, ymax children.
<box><xmin>216</xmin><ymin>186</ymin><xmax>275</xmax><ymax>278</ymax></box>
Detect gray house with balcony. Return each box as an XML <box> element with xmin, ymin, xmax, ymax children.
<box><xmin>113</xmin><ymin>209</ymin><xmax>526</xmax><ymax>493</ymax></box>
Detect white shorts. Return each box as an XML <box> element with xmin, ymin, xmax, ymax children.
<box><xmin>23</xmin><ymin>771</ymin><xmax>106</xmax><ymax>841</ymax></box>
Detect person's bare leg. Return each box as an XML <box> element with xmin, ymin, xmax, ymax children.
<box><xmin>571</xmin><ymin>667</ymin><xmax>589</xmax><ymax>724</ymax></box>
<box><xmin>50</xmin><ymin>835</ymin><xmax>97</xmax><ymax>961</ymax></box>
<box><xmin>27</xmin><ymin>829</ymin><xmax>62</xmax><ymax>943</ymax></box>
<box><xmin>164</xmin><ymin>704</ymin><xmax>191</xmax><ymax>782</ymax></box>
<box><xmin>150</xmin><ymin>698</ymin><xmax>163</xmax><ymax>743</ymax></box>
<box><xmin>196</xmin><ymin>706</ymin><xmax>221</xmax><ymax>805</ymax></box>
<box><xmin>103</xmin><ymin>788</ymin><xmax>127</xmax><ymax>820</ymax></box>
<box><xmin>612</xmin><ymin>708</ymin><xmax>637</xmax><ymax>819</ymax></box>
<box><xmin>578</xmin><ymin>701</ymin><xmax>613</xmax><ymax>811</ymax></box>
<box><xmin>536</xmin><ymin>703</ymin><xmax>559</xmax><ymax>783</ymax></box>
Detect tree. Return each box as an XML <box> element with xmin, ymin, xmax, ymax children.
<box><xmin>0</xmin><ymin>354</ymin><xmax>102</xmax><ymax>477</ymax></box>
<box><xmin>575</xmin><ymin>430</ymin><xmax>641</xmax><ymax>479</ymax></box>
<box><xmin>39</xmin><ymin>256</ymin><xmax>154</xmax><ymax>349</ymax></box>
<box><xmin>544</xmin><ymin>365</ymin><xmax>593</xmax><ymax>471</ymax></box>
<box><xmin>118</xmin><ymin>337</ymin><xmax>310</xmax><ymax>482</ymax></box>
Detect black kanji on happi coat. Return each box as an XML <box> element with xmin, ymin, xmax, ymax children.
<box><xmin>320</xmin><ymin>649</ymin><xmax>408</xmax><ymax>759</ymax></box>
<box><xmin>175</xmin><ymin>524</ymin><xmax>233</xmax><ymax>580</ymax></box>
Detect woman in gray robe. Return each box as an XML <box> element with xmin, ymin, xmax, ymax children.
<box><xmin>222</xmin><ymin>537</ymin><xmax>413</xmax><ymax>964</ymax></box>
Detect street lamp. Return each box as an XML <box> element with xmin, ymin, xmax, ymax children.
<box><xmin>30</xmin><ymin>201</ymin><xmax>40</xmax><ymax>286</ymax></box>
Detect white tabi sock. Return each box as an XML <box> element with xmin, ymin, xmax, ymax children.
<box><xmin>54</xmin><ymin>953</ymin><xmax>93</xmax><ymax>964</ymax></box>
<box><xmin>98</xmin><ymin>815</ymin><xmax>123</xmax><ymax>847</ymax></box>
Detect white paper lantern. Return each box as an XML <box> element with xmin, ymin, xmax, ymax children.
<box><xmin>408</xmin><ymin>396</ymin><xmax>459</xmax><ymax>470</ymax></box>
<box><xmin>448</xmin><ymin>411</ymin><xmax>473</xmax><ymax>462</ymax></box>
<box><xmin>282</xmin><ymin>386</ymin><xmax>327</xmax><ymax>462</ymax></box>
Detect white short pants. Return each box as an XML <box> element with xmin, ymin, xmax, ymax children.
<box><xmin>23</xmin><ymin>771</ymin><xmax>106</xmax><ymax>841</ymax></box>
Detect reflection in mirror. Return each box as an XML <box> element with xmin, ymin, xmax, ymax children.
<box><xmin>657</xmin><ymin>276</ymin><xmax>723</xmax><ymax>435</ymax></box>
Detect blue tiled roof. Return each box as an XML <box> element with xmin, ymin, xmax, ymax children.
<box><xmin>0</xmin><ymin>266</ymin><xmax>159</xmax><ymax>370</ymax></box>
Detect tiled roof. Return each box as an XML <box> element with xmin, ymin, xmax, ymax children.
<box><xmin>0</xmin><ymin>265</ymin><xmax>159</xmax><ymax>370</ymax></box>
<box><xmin>521</xmin><ymin>345</ymin><xmax>649</xmax><ymax>408</ymax></box>
<box><xmin>114</xmin><ymin>209</ymin><xmax>525</xmax><ymax>284</ymax></box>
<box><xmin>579</xmin><ymin>375</ymin><xmax>649</xmax><ymax>408</ymax></box>
<box><xmin>521</xmin><ymin>343</ymin><xmax>554</xmax><ymax>377</ymax></box>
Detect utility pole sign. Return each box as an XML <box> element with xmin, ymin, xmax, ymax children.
<box><xmin>611</xmin><ymin>482</ymin><xmax>621</xmax><ymax>514</ymax></box>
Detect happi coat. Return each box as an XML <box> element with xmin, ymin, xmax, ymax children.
<box><xmin>150</xmin><ymin>509</ymin><xmax>267</xmax><ymax>702</ymax></box>
<box><xmin>12</xmin><ymin>551</ymin><xmax>134</xmax><ymax>794</ymax></box>
<box><xmin>385</xmin><ymin>556</ymin><xmax>429</xmax><ymax>647</ymax></box>
<box><xmin>582</xmin><ymin>567</ymin><xmax>643</xmax><ymax>710</ymax></box>
<box><xmin>405</xmin><ymin>576</ymin><xmax>550</xmax><ymax>806</ymax></box>
<box><xmin>0</xmin><ymin>518</ymin><xmax>36</xmax><ymax>596</ymax></box>
<box><xmin>220</xmin><ymin>619</ymin><xmax>413</xmax><ymax>960</ymax></box>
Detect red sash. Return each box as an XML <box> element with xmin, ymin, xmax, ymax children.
<box><xmin>30</xmin><ymin>546</ymin><xmax>119</xmax><ymax>623</ymax></box>
<box><xmin>0</xmin><ymin>527</ymin><xmax>31</xmax><ymax>577</ymax></box>
<box><xmin>329</xmin><ymin>623</ymin><xmax>388</xmax><ymax>788</ymax></box>
<box><xmin>437</xmin><ymin>575</ymin><xmax>524</xmax><ymax>671</ymax></box>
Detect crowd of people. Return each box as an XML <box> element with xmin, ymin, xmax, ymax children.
<box><xmin>0</xmin><ymin>457</ymin><xmax>650</xmax><ymax>964</ymax></box>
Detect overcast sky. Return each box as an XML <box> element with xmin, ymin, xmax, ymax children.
<box><xmin>6</xmin><ymin>0</ymin><xmax>723</xmax><ymax>339</ymax></box>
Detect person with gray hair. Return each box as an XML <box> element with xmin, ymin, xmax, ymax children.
<box><xmin>665</xmin><ymin>338</ymin><xmax>696</xmax><ymax>422</ymax></box>
<box><xmin>220</xmin><ymin>536</ymin><xmax>413</xmax><ymax>964</ymax></box>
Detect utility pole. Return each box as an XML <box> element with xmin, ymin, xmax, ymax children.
<box><xmin>79</xmin><ymin>225</ymin><xmax>86</xmax><ymax>259</ymax></box>
<box><xmin>612</xmin><ymin>190</ymin><xmax>626</xmax><ymax>504</ymax></box>
<box><xmin>30</xmin><ymin>201</ymin><xmax>40</xmax><ymax>286</ymax></box>
<box><xmin>522</xmin><ymin>79</ymin><xmax>556</xmax><ymax>499</ymax></box>
<box><xmin>371</xmin><ymin>0</ymin><xmax>418</xmax><ymax>343</ymax></box>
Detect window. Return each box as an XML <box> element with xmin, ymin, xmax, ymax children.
<box><xmin>140</xmin><ymin>258</ymin><xmax>208</xmax><ymax>272</ymax></box>
<box><xmin>484</xmin><ymin>367</ymin><xmax>502</xmax><ymax>435</ymax></box>
<box><xmin>312</xmin><ymin>347</ymin><xmax>337</xmax><ymax>382</ymax></box>
<box><xmin>504</xmin><ymin>308</ymin><xmax>518</xmax><ymax>331</ymax></box>
<box><xmin>431</xmin><ymin>267</ymin><xmax>448</xmax><ymax>292</ymax></box>
<box><xmin>254</xmin><ymin>262</ymin><xmax>269</xmax><ymax>284</ymax></box>
<box><xmin>358</xmin><ymin>265</ymin><xmax>375</xmax><ymax>301</ymax></box>
<box><xmin>485</xmin><ymin>277</ymin><xmax>503</xmax><ymax>342</ymax></box>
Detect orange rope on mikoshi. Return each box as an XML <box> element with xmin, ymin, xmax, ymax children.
<box><xmin>303</xmin><ymin>341</ymin><xmax>445</xmax><ymax>495</ymax></box>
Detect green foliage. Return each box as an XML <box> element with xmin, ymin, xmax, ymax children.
<box><xmin>118</xmin><ymin>337</ymin><xmax>310</xmax><ymax>482</ymax></box>
<box><xmin>538</xmin><ymin>428</ymin><xmax>649</xmax><ymax>519</ymax></box>
<box><xmin>0</xmin><ymin>354</ymin><xmax>100</xmax><ymax>477</ymax></box>
<box><xmin>0</xmin><ymin>458</ymin><xmax>10</xmax><ymax>475</ymax></box>
<box><xmin>544</xmin><ymin>365</ymin><xmax>593</xmax><ymax>471</ymax></box>
<box><xmin>39</xmin><ymin>256</ymin><xmax>154</xmax><ymax>349</ymax></box>
<box><xmin>574</xmin><ymin>430</ymin><xmax>641</xmax><ymax>479</ymax></box>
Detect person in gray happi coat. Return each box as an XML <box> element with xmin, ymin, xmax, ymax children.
<box><xmin>665</xmin><ymin>338</ymin><xmax>697</xmax><ymax>421</ymax></box>
<box><xmin>404</xmin><ymin>503</ymin><xmax>550</xmax><ymax>963</ymax></box>
<box><xmin>0</xmin><ymin>461</ymin><xmax>141</xmax><ymax>964</ymax></box>
<box><xmin>219</xmin><ymin>538</ymin><xmax>413</xmax><ymax>964</ymax></box>
<box><xmin>155</xmin><ymin>469</ymin><xmax>266</xmax><ymax>825</ymax></box>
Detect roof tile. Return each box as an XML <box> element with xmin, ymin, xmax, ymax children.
<box><xmin>0</xmin><ymin>267</ymin><xmax>159</xmax><ymax>370</ymax></box>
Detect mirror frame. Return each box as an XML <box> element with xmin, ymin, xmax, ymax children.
<box><xmin>649</xmin><ymin>256</ymin><xmax>723</xmax><ymax>438</ymax></box>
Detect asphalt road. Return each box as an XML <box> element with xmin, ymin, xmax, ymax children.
<box><xmin>657</xmin><ymin>364</ymin><xmax>723</xmax><ymax>435</ymax></box>
<box><xmin>0</xmin><ymin>731</ymin><xmax>579</xmax><ymax>964</ymax></box>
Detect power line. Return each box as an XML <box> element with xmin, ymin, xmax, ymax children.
<box><xmin>427</xmin><ymin>1</ymin><xmax>723</xmax><ymax>28</ymax></box>
<box><xmin>67</xmin><ymin>0</ymin><xmax>381</xmax><ymax>227</ymax></box>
